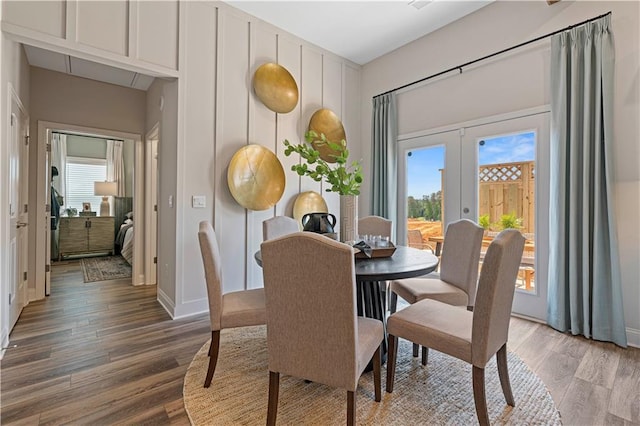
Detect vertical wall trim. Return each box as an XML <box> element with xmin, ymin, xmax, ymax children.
<box><xmin>212</xmin><ymin>6</ymin><xmax>219</xmax><ymax>224</ymax></box>
<box><xmin>66</xmin><ymin>0</ymin><xmax>78</xmax><ymax>43</ymax></box>
<box><xmin>245</xmin><ymin>19</ymin><xmax>253</xmax><ymax>291</ymax></box>
<box><xmin>213</xmin><ymin>8</ymin><xmax>224</xmax><ymax>234</ymax></box>
<box><xmin>273</xmin><ymin>32</ymin><xmax>280</xmax><ymax>217</ymax></box>
<box><xmin>128</xmin><ymin>0</ymin><xmax>138</xmax><ymax>60</ymax></box>
<box><xmin>175</xmin><ymin>0</ymin><xmax>188</xmax><ymax>310</ymax></box>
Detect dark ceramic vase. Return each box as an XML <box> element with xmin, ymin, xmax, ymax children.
<box><xmin>301</xmin><ymin>212</ymin><xmax>336</xmax><ymax>234</ymax></box>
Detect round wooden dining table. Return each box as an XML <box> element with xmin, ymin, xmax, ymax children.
<box><xmin>255</xmin><ymin>245</ymin><xmax>439</xmax><ymax>367</ymax></box>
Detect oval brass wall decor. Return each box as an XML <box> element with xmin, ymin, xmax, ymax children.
<box><xmin>227</xmin><ymin>144</ymin><xmax>285</xmax><ymax>211</ymax></box>
<box><xmin>308</xmin><ymin>108</ymin><xmax>346</xmax><ymax>163</ymax></box>
<box><xmin>253</xmin><ymin>63</ymin><xmax>299</xmax><ymax>114</ymax></box>
<box><xmin>293</xmin><ymin>191</ymin><xmax>328</xmax><ymax>227</ymax></box>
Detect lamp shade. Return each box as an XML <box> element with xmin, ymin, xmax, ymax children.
<box><xmin>94</xmin><ymin>181</ymin><xmax>118</xmax><ymax>196</ymax></box>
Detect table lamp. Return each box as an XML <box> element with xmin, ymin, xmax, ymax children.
<box><xmin>94</xmin><ymin>181</ymin><xmax>118</xmax><ymax>216</ymax></box>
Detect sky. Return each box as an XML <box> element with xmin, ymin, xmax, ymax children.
<box><xmin>406</xmin><ymin>131</ymin><xmax>535</xmax><ymax>199</ymax></box>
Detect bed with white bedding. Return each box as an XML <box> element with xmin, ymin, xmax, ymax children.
<box><xmin>115</xmin><ymin>216</ymin><xmax>134</xmax><ymax>265</ymax></box>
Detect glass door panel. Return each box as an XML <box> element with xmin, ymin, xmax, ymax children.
<box><xmin>398</xmin><ymin>130</ymin><xmax>460</xmax><ymax>250</ymax></box>
<box><xmin>463</xmin><ymin>113</ymin><xmax>549</xmax><ymax>320</ymax></box>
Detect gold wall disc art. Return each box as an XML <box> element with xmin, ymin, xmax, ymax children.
<box><xmin>227</xmin><ymin>144</ymin><xmax>285</xmax><ymax>211</ymax></box>
<box><xmin>293</xmin><ymin>191</ymin><xmax>328</xmax><ymax>227</ymax></box>
<box><xmin>253</xmin><ymin>63</ymin><xmax>299</xmax><ymax>114</ymax></box>
<box><xmin>308</xmin><ymin>108</ymin><xmax>347</xmax><ymax>163</ymax></box>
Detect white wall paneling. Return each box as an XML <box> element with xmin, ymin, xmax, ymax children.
<box><xmin>321</xmin><ymin>56</ymin><xmax>343</xmax><ymax>224</ymax></box>
<box><xmin>247</xmin><ymin>20</ymin><xmax>278</xmax><ymax>290</ymax></box>
<box><xmin>299</xmin><ymin>46</ymin><xmax>323</xmax><ymax>197</ymax></box>
<box><xmin>275</xmin><ymin>36</ymin><xmax>302</xmax><ymax>220</ymax></box>
<box><xmin>177</xmin><ymin>1</ymin><xmax>216</xmax><ymax>308</ymax></box>
<box><xmin>343</xmin><ymin>63</ymin><xmax>362</xmax><ymax>230</ymax></box>
<box><xmin>2</xmin><ymin>1</ymin><xmax>65</xmax><ymax>38</ymax></box>
<box><xmin>1</xmin><ymin>0</ymin><xmax>179</xmax><ymax>77</ymax></box>
<box><xmin>75</xmin><ymin>1</ymin><xmax>128</xmax><ymax>56</ymax></box>
<box><xmin>134</xmin><ymin>0</ymin><xmax>179</xmax><ymax>70</ymax></box>
<box><xmin>214</xmin><ymin>8</ymin><xmax>251</xmax><ymax>293</ymax></box>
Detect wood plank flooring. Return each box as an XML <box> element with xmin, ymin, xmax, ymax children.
<box><xmin>1</xmin><ymin>260</ymin><xmax>639</xmax><ymax>425</ymax></box>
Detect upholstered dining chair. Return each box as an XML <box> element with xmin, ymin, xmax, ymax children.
<box><xmin>260</xmin><ymin>232</ymin><xmax>384</xmax><ymax>426</ymax></box>
<box><xmin>197</xmin><ymin>221</ymin><xmax>266</xmax><ymax>388</ymax></box>
<box><xmin>263</xmin><ymin>215</ymin><xmax>299</xmax><ymax>241</ymax></box>
<box><xmin>407</xmin><ymin>229</ymin><xmax>435</xmax><ymax>252</ymax></box>
<box><xmin>386</xmin><ymin>229</ymin><xmax>525</xmax><ymax>426</ymax></box>
<box><xmin>389</xmin><ymin>219</ymin><xmax>484</xmax><ymax>363</ymax></box>
<box><xmin>358</xmin><ymin>215</ymin><xmax>392</xmax><ymax>239</ymax></box>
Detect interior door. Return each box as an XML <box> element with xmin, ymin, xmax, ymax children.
<box><xmin>462</xmin><ymin>112</ymin><xmax>550</xmax><ymax>320</ymax></box>
<box><xmin>45</xmin><ymin>130</ymin><xmax>52</xmax><ymax>295</ymax></box>
<box><xmin>8</xmin><ymin>99</ymin><xmax>29</xmax><ymax>329</ymax></box>
<box><xmin>145</xmin><ymin>128</ymin><xmax>158</xmax><ymax>285</ymax></box>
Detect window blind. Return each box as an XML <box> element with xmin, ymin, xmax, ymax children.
<box><xmin>65</xmin><ymin>157</ymin><xmax>107</xmax><ymax>212</ymax></box>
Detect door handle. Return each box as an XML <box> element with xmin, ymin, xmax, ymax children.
<box><xmin>16</xmin><ymin>222</ymin><xmax>27</xmax><ymax>229</ymax></box>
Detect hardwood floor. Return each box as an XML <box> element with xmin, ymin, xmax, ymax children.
<box><xmin>1</xmin><ymin>260</ymin><xmax>210</xmax><ymax>425</ymax></box>
<box><xmin>1</xmin><ymin>260</ymin><xmax>639</xmax><ymax>425</ymax></box>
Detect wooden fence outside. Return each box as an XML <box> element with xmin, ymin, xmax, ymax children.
<box><xmin>478</xmin><ymin>161</ymin><xmax>535</xmax><ymax>233</ymax></box>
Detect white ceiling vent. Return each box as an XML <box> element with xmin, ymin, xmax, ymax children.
<box><xmin>24</xmin><ymin>45</ymin><xmax>154</xmax><ymax>91</ymax></box>
<box><xmin>408</xmin><ymin>0</ymin><xmax>431</xmax><ymax>11</ymax></box>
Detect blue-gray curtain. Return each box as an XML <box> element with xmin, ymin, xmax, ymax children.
<box><xmin>548</xmin><ymin>15</ymin><xmax>627</xmax><ymax>347</ymax></box>
<box><xmin>371</xmin><ymin>93</ymin><xmax>398</xmax><ymax>236</ymax></box>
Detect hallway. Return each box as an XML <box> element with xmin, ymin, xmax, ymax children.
<box><xmin>0</xmin><ymin>260</ymin><xmax>208</xmax><ymax>424</ymax></box>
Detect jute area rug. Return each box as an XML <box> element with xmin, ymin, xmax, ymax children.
<box><xmin>81</xmin><ymin>255</ymin><xmax>132</xmax><ymax>283</ymax></box>
<box><xmin>183</xmin><ymin>325</ymin><xmax>561</xmax><ymax>425</ymax></box>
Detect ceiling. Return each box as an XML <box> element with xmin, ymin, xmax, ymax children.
<box><xmin>23</xmin><ymin>1</ymin><xmax>492</xmax><ymax>90</ymax></box>
<box><xmin>225</xmin><ymin>0</ymin><xmax>493</xmax><ymax>65</ymax></box>
<box><xmin>24</xmin><ymin>45</ymin><xmax>155</xmax><ymax>91</ymax></box>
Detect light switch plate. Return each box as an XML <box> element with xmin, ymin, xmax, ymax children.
<box><xmin>192</xmin><ymin>195</ymin><xmax>206</xmax><ymax>208</ymax></box>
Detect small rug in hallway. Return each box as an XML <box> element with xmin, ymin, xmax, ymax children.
<box><xmin>183</xmin><ymin>326</ymin><xmax>562</xmax><ymax>425</ymax></box>
<box><xmin>81</xmin><ymin>255</ymin><xmax>132</xmax><ymax>283</ymax></box>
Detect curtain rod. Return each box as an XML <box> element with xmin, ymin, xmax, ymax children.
<box><xmin>374</xmin><ymin>11</ymin><xmax>612</xmax><ymax>99</ymax></box>
<box><xmin>53</xmin><ymin>131</ymin><xmax>124</xmax><ymax>142</ymax></box>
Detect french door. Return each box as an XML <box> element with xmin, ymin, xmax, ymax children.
<box><xmin>398</xmin><ymin>111</ymin><xmax>550</xmax><ymax>320</ymax></box>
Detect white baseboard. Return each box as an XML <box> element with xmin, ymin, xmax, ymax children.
<box><xmin>511</xmin><ymin>314</ymin><xmax>639</xmax><ymax>348</ymax></box>
<box><xmin>626</xmin><ymin>327</ymin><xmax>640</xmax><ymax>348</ymax></box>
<box><xmin>173</xmin><ymin>297</ymin><xmax>209</xmax><ymax>320</ymax></box>
<box><xmin>156</xmin><ymin>290</ymin><xmax>208</xmax><ymax>319</ymax></box>
<box><xmin>156</xmin><ymin>288</ymin><xmax>176</xmax><ymax>318</ymax></box>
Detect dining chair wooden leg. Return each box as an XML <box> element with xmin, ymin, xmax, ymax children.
<box><xmin>389</xmin><ymin>291</ymin><xmax>398</xmax><ymax>313</ymax></box>
<box><xmin>472</xmin><ymin>366</ymin><xmax>490</xmax><ymax>426</ymax></box>
<box><xmin>413</xmin><ymin>343</ymin><xmax>419</xmax><ymax>357</ymax></box>
<box><xmin>347</xmin><ymin>391</ymin><xmax>355</xmax><ymax>426</ymax></box>
<box><xmin>372</xmin><ymin>346</ymin><xmax>382</xmax><ymax>402</ymax></box>
<box><xmin>204</xmin><ymin>330</ymin><xmax>220</xmax><ymax>388</ymax></box>
<box><xmin>267</xmin><ymin>371</ymin><xmax>280</xmax><ymax>426</ymax></box>
<box><xmin>496</xmin><ymin>344</ymin><xmax>515</xmax><ymax>406</ymax></box>
<box><xmin>421</xmin><ymin>346</ymin><xmax>429</xmax><ymax>366</ymax></box>
<box><xmin>386</xmin><ymin>335</ymin><xmax>398</xmax><ymax>393</ymax></box>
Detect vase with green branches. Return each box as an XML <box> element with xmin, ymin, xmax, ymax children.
<box><xmin>284</xmin><ymin>130</ymin><xmax>363</xmax><ymax>242</ymax></box>
<box><xmin>283</xmin><ymin>130</ymin><xmax>363</xmax><ymax>196</ymax></box>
